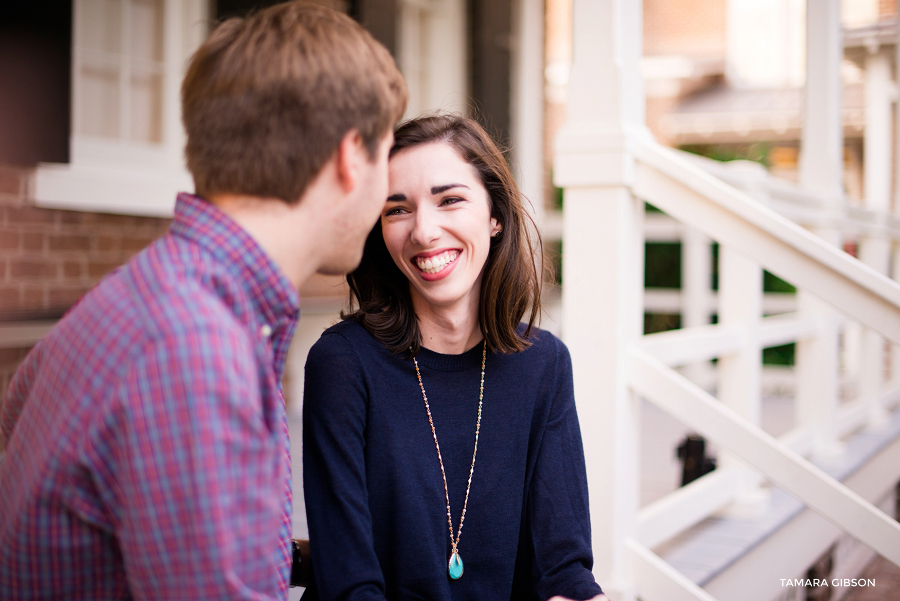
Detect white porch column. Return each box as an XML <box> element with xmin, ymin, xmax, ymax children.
<box><xmin>796</xmin><ymin>0</ymin><xmax>843</xmax><ymax>457</ymax></box>
<box><xmin>860</xmin><ymin>48</ymin><xmax>893</xmax><ymax>425</ymax></box>
<box><xmin>893</xmin><ymin>0</ymin><xmax>900</xmax><ymax>384</ymax></box>
<box><xmin>510</xmin><ymin>0</ymin><xmax>545</xmax><ymax>222</ymax></box>
<box><xmin>554</xmin><ymin>0</ymin><xmax>647</xmax><ymax>597</ymax></box>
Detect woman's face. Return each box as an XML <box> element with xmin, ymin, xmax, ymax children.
<box><xmin>383</xmin><ymin>141</ymin><xmax>501</xmax><ymax>313</ymax></box>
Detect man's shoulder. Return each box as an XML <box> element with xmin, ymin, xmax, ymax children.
<box><xmin>49</xmin><ymin>238</ymin><xmax>249</xmax><ymax>362</ymax></box>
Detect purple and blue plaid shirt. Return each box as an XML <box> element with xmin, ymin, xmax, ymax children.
<box><xmin>0</xmin><ymin>193</ymin><xmax>299</xmax><ymax>600</ymax></box>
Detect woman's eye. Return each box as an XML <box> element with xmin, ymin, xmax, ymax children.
<box><xmin>384</xmin><ymin>206</ymin><xmax>408</xmax><ymax>216</ymax></box>
<box><xmin>440</xmin><ymin>196</ymin><xmax>464</xmax><ymax>206</ymax></box>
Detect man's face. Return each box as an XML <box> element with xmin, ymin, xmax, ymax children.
<box><xmin>318</xmin><ymin>130</ymin><xmax>393</xmax><ymax>275</ymax></box>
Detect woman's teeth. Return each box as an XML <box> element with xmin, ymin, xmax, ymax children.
<box><xmin>415</xmin><ymin>250</ymin><xmax>460</xmax><ymax>274</ymax></box>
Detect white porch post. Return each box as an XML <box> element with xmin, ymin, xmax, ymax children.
<box><xmin>860</xmin><ymin>47</ymin><xmax>893</xmax><ymax>425</ymax></box>
<box><xmin>554</xmin><ymin>0</ymin><xmax>646</xmax><ymax>597</ymax></box>
<box><xmin>796</xmin><ymin>0</ymin><xmax>843</xmax><ymax>457</ymax></box>
<box><xmin>510</xmin><ymin>0</ymin><xmax>545</xmax><ymax>223</ymax></box>
<box><xmin>894</xmin><ymin>3</ymin><xmax>900</xmax><ymax>384</ymax></box>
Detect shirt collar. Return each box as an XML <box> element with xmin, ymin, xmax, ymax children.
<box><xmin>169</xmin><ymin>192</ymin><xmax>301</xmax><ymax>327</ymax></box>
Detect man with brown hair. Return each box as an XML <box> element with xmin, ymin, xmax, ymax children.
<box><xmin>0</xmin><ymin>3</ymin><xmax>406</xmax><ymax>599</ymax></box>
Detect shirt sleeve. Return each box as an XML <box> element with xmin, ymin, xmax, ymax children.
<box><xmin>302</xmin><ymin>332</ymin><xmax>387</xmax><ymax>601</ymax></box>
<box><xmin>527</xmin><ymin>340</ymin><xmax>604</xmax><ymax>601</ymax></box>
<box><xmin>89</xmin><ymin>324</ymin><xmax>287</xmax><ymax>600</ymax></box>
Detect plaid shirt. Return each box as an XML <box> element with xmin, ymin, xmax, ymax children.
<box><xmin>0</xmin><ymin>193</ymin><xmax>299</xmax><ymax>600</ymax></box>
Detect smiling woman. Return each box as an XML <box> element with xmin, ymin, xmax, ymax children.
<box><xmin>344</xmin><ymin>114</ymin><xmax>541</xmax><ymax>357</ymax></box>
<box><xmin>382</xmin><ymin>140</ymin><xmax>501</xmax><ymax>329</ymax></box>
<box><xmin>301</xmin><ymin>114</ymin><xmax>606</xmax><ymax>601</ymax></box>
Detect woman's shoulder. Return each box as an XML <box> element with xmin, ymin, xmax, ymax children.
<box><xmin>516</xmin><ymin>324</ymin><xmax>570</xmax><ymax>360</ymax></box>
<box><xmin>309</xmin><ymin>318</ymin><xmax>379</xmax><ymax>358</ymax></box>
<box><xmin>495</xmin><ymin>324</ymin><xmax>571</xmax><ymax>376</ymax></box>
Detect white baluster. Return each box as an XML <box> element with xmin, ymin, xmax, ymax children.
<box><xmin>859</xmin><ymin>48</ymin><xmax>894</xmax><ymax>427</ymax></box>
<box><xmin>796</xmin><ymin>0</ymin><xmax>843</xmax><ymax>458</ymax></box>
<box><xmin>681</xmin><ymin>227</ymin><xmax>713</xmax><ymax>388</ymax></box>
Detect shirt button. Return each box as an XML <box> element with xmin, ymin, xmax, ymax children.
<box><xmin>260</xmin><ymin>324</ymin><xmax>273</xmax><ymax>338</ymax></box>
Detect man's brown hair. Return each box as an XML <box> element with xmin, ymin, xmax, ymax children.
<box><xmin>344</xmin><ymin>114</ymin><xmax>543</xmax><ymax>356</ymax></box>
<box><xmin>182</xmin><ymin>1</ymin><xmax>407</xmax><ymax>203</ymax></box>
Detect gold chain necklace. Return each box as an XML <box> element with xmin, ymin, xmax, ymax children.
<box><xmin>413</xmin><ymin>340</ymin><xmax>486</xmax><ymax>580</ymax></box>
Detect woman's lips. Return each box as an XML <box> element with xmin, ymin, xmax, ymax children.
<box><xmin>412</xmin><ymin>249</ymin><xmax>461</xmax><ymax>281</ymax></box>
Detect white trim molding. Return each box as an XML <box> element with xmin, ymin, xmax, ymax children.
<box><xmin>34</xmin><ymin>0</ymin><xmax>208</xmax><ymax>217</ymax></box>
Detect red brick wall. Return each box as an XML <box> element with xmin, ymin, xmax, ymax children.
<box><xmin>0</xmin><ymin>164</ymin><xmax>170</xmax><ymax>392</ymax></box>
<box><xmin>644</xmin><ymin>0</ymin><xmax>727</xmax><ymax>57</ymax></box>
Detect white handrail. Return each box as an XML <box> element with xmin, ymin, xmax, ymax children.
<box><xmin>626</xmin><ymin>539</ymin><xmax>719</xmax><ymax>601</ymax></box>
<box><xmin>629</xmin><ymin>346</ymin><xmax>900</xmax><ymax>568</ymax></box>
<box><xmin>633</xmin><ymin>139</ymin><xmax>900</xmax><ymax>345</ymax></box>
<box><xmin>641</xmin><ymin>313</ymin><xmax>818</xmax><ymax>367</ymax></box>
<box><xmin>637</xmin><ymin>465</ymin><xmax>744</xmax><ymax>549</ymax></box>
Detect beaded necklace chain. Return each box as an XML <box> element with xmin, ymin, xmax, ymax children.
<box><xmin>413</xmin><ymin>340</ymin><xmax>487</xmax><ymax>580</ymax></box>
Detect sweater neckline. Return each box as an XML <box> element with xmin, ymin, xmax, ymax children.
<box><xmin>415</xmin><ymin>340</ymin><xmax>485</xmax><ymax>372</ymax></box>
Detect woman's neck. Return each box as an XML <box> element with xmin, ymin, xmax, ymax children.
<box><xmin>412</xmin><ymin>291</ymin><xmax>482</xmax><ymax>355</ymax></box>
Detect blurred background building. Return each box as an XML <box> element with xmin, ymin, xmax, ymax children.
<box><xmin>2</xmin><ymin>1</ymin><xmax>900</xmax><ymax>599</ymax></box>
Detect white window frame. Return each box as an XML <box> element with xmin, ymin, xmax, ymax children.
<box><xmin>33</xmin><ymin>0</ymin><xmax>209</xmax><ymax>217</ymax></box>
<box><xmin>396</xmin><ymin>0</ymin><xmax>468</xmax><ymax>119</ymax></box>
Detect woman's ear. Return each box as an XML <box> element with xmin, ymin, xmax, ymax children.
<box><xmin>491</xmin><ymin>218</ymin><xmax>502</xmax><ymax>238</ymax></box>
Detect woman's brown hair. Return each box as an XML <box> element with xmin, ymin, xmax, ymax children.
<box><xmin>344</xmin><ymin>114</ymin><xmax>543</xmax><ymax>356</ymax></box>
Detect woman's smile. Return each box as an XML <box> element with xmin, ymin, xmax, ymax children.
<box><xmin>413</xmin><ymin>249</ymin><xmax>461</xmax><ymax>278</ymax></box>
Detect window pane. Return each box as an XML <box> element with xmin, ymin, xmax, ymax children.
<box><xmin>130</xmin><ymin>71</ymin><xmax>162</xmax><ymax>142</ymax></box>
<box><xmin>130</xmin><ymin>0</ymin><xmax>164</xmax><ymax>62</ymax></box>
<box><xmin>79</xmin><ymin>63</ymin><xmax>121</xmax><ymax>138</ymax></box>
<box><xmin>81</xmin><ymin>0</ymin><xmax>122</xmax><ymax>54</ymax></box>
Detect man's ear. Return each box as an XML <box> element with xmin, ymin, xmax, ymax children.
<box><xmin>335</xmin><ymin>129</ymin><xmax>364</xmax><ymax>193</ymax></box>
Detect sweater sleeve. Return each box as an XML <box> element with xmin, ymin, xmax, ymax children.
<box><xmin>302</xmin><ymin>332</ymin><xmax>387</xmax><ymax>601</ymax></box>
<box><xmin>528</xmin><ymin>340</ymin><xmax>604</xmax><ymax>601</ymax></box>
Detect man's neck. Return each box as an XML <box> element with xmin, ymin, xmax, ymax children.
<box><xmin>207</xmin><ymin>193</ymin><xmax>320</xmax><ymax>291</ymax></box>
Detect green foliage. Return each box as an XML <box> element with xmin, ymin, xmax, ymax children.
<box><xmin>679</xmin><ymin>142</ymin><xmax>772</xmax><ymax>167</ymax></box>
<box><xmin>548</xmin><ymin>240</ymin><xmax>563</xmax><ymax>287</ymax></box>
<box><xmin>554</xmin><ymin>184</ymin><xmax>564</xmax><ymax>210</ymax></box>
<box><xmin>645</xmin><ymin>242</ymin><xmax>681</xmax><ymax>288</ymax></box>
<box><xmin>644</xmin><ymin>312</ymin><xmax>681</xmax><ymax>335</ymax></box>
<box><xmin>764</xmin><ymin>271</ymin><xmax>795</xmax><ymax>293</ymax></box>
<box><xmin>763</xmin><ymin>343</ymin><xmax>795</xmax><ymax>366</ymax></box>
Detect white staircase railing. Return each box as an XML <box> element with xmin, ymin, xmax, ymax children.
<box><xmin>632</xmin><ymin>141</ymin><xmax>900</xmax><ymax>344</ymax></box>
<box><xmin>553</xmin><ymin>2</ymin><xmax>900</xmax><ymax>599</ymax></box>
<box><xmin>618</xmin><ymin>139</ymin><xmax>900</xmax><ymax>600</ymax></box>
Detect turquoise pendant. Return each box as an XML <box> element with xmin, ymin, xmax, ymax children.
<box><xmin>448</xmin><ymin>551</ymin><xmax>464</xmax><ymax>579</ymax></box>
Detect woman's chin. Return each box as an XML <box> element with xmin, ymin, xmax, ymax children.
<box><xmin>409</xmin><ymin>283</ymin><xmax>470</xmax><ymax>311</ymax></box>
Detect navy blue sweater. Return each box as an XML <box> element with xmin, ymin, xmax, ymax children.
<box><xmin>302</xmin><ymin>319</ymin><xmax>603</xmax><ymax>601</ymax></box>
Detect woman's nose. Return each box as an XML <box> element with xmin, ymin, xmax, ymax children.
<box><xmin>410</xmin><ymin>207</ymin><xmax>441</xmax><ymax>246</ymax></box>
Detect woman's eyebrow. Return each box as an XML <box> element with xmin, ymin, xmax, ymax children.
<box><xmin>387</xmin><ymin>193</ymin><xmax>406</xmax><ymax>201</ymax></box>
<box><xmin>431</xmin><ymin>183</ymin><xmax>469</xmax><ymax>195</ymax></box>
